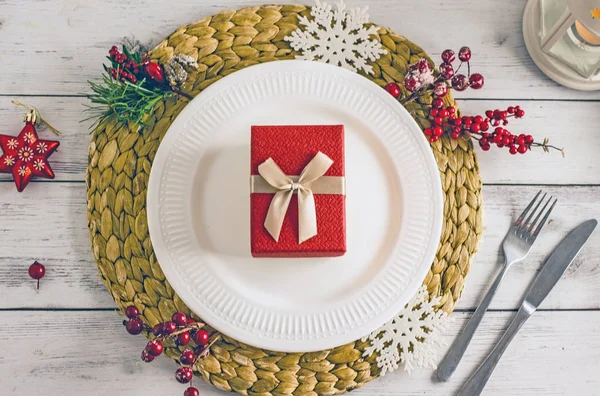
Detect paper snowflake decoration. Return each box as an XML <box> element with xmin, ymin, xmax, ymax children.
<box><xmin>284</xmin><ymin>0</ymin><xmax>386</xmax><ymax>74</ymax></box>
<box><xmin>362</xmin><ymin>285</ymin><xmax>451</xmax><ymax>375</ymax></box>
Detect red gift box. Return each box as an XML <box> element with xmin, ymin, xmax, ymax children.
<box><xmin>250</xmin><ymin>125</ymin><xmax>346</xmax><ymax>258</ymax></box>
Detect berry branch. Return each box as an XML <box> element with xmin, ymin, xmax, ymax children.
<box><xmin>123</xmin><ymin>306</ymin><xmax>219</xmax><ymax>396</ymax></box>
<box><xmin>384</xmin><ymin>46</ymin><xmax>563</xmax><ymax>155</ymax></box>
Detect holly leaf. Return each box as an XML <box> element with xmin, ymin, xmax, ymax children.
<box><xmin>592</xmin><ymin>8</ymin><xmax>600</xmax><ymax>19</ymax></box>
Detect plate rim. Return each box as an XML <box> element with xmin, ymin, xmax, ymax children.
<box><xmin>147</xmin><ymin>60</ymin><xmax>443</xmax><ymax>352</ymax></box>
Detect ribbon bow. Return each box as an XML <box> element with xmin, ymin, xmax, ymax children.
<box><xmin>258</xmin><ymin>152</ymin><xmax>334</xmax><ymax>244</ymax></box>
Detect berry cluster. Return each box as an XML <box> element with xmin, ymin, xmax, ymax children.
<box><xmin>124</xmin><ymin>306</ymin><xmax>219</xmax><ymax>396</ymax></box>
<box><xmin>383</xmin><ymin>45</ymin><xmax>562</xmax><ymax>155</ymax></box>
<box><xmin>108</xmin><ymin>46</ymin><xmax>139</xmax><ymax>83</ymax></box>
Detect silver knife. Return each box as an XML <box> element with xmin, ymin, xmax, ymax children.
<box><xmin>457</xmin><ymin>219</ymin><xmax>598</xmax><ymax>396</ymax></box>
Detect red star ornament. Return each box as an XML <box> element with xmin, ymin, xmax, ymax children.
<box><xmin>0</xmin><ymin>118</ymin><xmax>59</xmax><ymax>192</ymax></box>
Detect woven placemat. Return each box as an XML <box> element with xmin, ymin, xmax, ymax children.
<box><xmin>86</xmin><ymin>4</ymin><xmax>482</xmax><ymax>395</ymax></box>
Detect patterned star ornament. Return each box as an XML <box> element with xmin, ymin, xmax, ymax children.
<box><xmin>0</xmin><ymin>113</ymin><xmax>59</xmax><ymax>192</ymax></box>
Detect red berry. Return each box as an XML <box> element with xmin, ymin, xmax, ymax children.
<box><xmin>145</xmin><ymin>340</ymin><xmax>164</xmax><ymax>357</ymax></box>
<box><xmin>130</xmin><ymin>76</ymin><xmax>137</xmax><ymax>83</ymax></box>
<box><xmin>481</xmin><ymin>143</ymin><xmax>491</xmax><ymax>151</ymax></box>
<box><xmin>28</xmin><ymin>262</ymin><xmax>46</xmax><ymax>280</ymax></box>
<box><xmin>503</xmin><ymin>136</ymin><xmax>513</xmax><ymax>146</ymax></box>
<box><xmin>385</xmin><ymin>82</ymin><xmax>402</xmax><ymax>98</ymax></box>
<box><xmin>434</xmin><ymin>83</ymin><xmax>448</xmax><ymax>97</ymax></box>
<box><xmin>503</xmin><ymin>119</ymin><xmax>509</xmax><ymax>126</ymax></box>
<box><xmin>509</xmin><ymin>146</ymin><xmax>518</xmax><ymax>155</ymax></box>
<box><xmin>470</xmin><ymin>123</ymin><xmax>480</xmax><ymax>133</ymax></box>
<box><xmin>458</xmin><ymin>46</ymin><xmax>471</xmax><ymax>62</ymax></box>
<box><xmin>141</xmin><ymin>350</ymin><xmax>154</xmax><ymax>363</ymax></box>
<box><xmin>439</xmin><ymin>63</ymin><xmax>455</xmax><ymax>79</ymax></box>
<box><xmin>453</xmin><ymin>127</ymin><xmax>462</xmax><ymax>134</ymax></box>
<box><xmin>485</xmin><ymin>110</ymin><xmax>494</xmax><ymax>118</ymax></box>
<box><xmin>184</xmin><ymin>387</ymin><xmax>200</xmax><ymax>396</ymax></box>
<box><xmin>480</xmin><ymin>137</ymin><xmax>489</xmax><ymax>144</ymax></box>
<box><xmin>463</xmin><ymin>117</ymin><xmax>472</xmax><ymax>126</ymax></box>
<box><xmin>163</xmin><ymin>321</ymin><xmax>177</xmax><ymax>335</ymax></box>
<box><xmin>177</xmin><ymin>332</ymin><xmax>191</xmax><ymax>346</ymax></box>
<box><xmin>433</xmin><ymin>117</ymin><xmax>443</xmax><ymax>125</ymax></box>
<box><xmin>172</xmin><ymin>312</ymin><xmax>188</xmax><ymax>326</ymax></box>
<box><xmin>125</xmin><ymin>306</ymin><xmax>139</xmax><ymax>319</ymax></box>
<box><xmin>423</xmin><ymin>127</ymin><xmax>432</xmax><ymax>136</ymax></box>
<box><xmin>495</xmin><ymin>127</ymin><xmax>504</xmax><ymax>134</ymax></box>
<box><xmin>525</xmin><ymin>135</ymin><xmax>534</xmax><ymax>144</ymax></box>
<box><xmin>516</xmin><ymin>136</ymin><xmax>525</xmax><ymax>146</ymax></box>
<box><xmin>433</xmin><ymin>126</ymin><xmax>444</xmax><ymax>136</ymax></box>
<box><xmin>501</xmin><ymin>111</ymin><xmax>508</xmax><ymax>119</ymax></box>
<box><xmin>516</xmin><ymin>109</ymin><xmax>525</xmax><ymax>118</ymax></box>
<box><xmin>480</xmin><ymin>122</ymin><xmax>489</xmax><ymax>131</ymax></box>
<box><xmin>453</xmin><ymin>118</ymin><xmax>462</xmax><ymax>126</ymax></box>
<box><xmin>493</xmin><ymin>134</ymin><xmax>503</xmax><ymax>144</ymax></box>
<box><xmin>193</xmin><ymin>329</ymin><xmax>210</xmax><ymax>346</ymax></box>
<box><xmin>450</xmin><ymin>132</ymin><xmax>460</xmax><ymax>139</ymax></box>
<box><xmin>144</xmin><ymin>61</ymin><xmax>166</xmax><ymax>84</ymax></box>
<box><xmin>126</xmin><ymin>318</ymin><xmax>143</xmax><ymax>335</ymax></box>
<box><xmin>441</xmin><ymin>49</ymin><xmax>456</xmax><ymax>63</ymax></box>
<box><xmin>432</xmin><ymin>98</ymin><xmax>444</xmax><ymax>109</ymax></box>
<box><xmin>429</xmin><ymin>136</ymin><xmax>439</xmax><ymax>142</ymax></box>
<box><xmin>439</xmin><ymin>108</ymin><xmax>449</xmax><ymax>118</ymax></box>
<box><xmin>446</xmin><ymin>106</ymin><xmax>455</xmax><ymax>115</ymax></box>
<box><xmin>175</xmin><ymin>367</ymin><xmax>194</xmax><ymax>384</ymax></box>
<box><xmin>110</xmin><ymin>45</ymin><xmax>118</xmax><ymax>53</ymax></box>
<box><xmin>451</xmin><ymin>74</ymin><xmax>468</xmax><ymax>91</ymax></box>
<box><xmin>469</xmin><ymin>73</ymin><xmax>484</xmax><ymax>89</ymax></box>
<box><xmin>404</xmin><ymin>76</ymin><xmax>419</xmax><ymax>92</ymax></box>
<box><xmin>416</xmin><ymin>58</ymin><xmax>431</xmax><ymax>73</ymax></box>
<box><xmin>180</xmin><ymin>350</ymin><xmax>196</xmax><ymax>365</ymax></box>
<box><xmin>518</xmin><ymin>145</ymin><xmax>528</xmax><ymax>154</ymax></box>
<box><xmin>507</xmin><ymin>106</ymin><xmax>516</xmax><ymax>114</ymax></box>
<box><xmin>473</xmin><ymin>116</ymin><xmax>482</xmax><ymax>124</ymax></box>
<box><xmin>429</xmin><ymin>108</ymin><xmax>438</xmax><ymax>117</ymax></box>
<box><xmin>152</xmin><ymin>324</ymin><xmax>163</xmax><ymax>337</ymax></box>
<box><xmin>492</xmin><ymin>119</ymin><xmax>500</xmax><ymax>126</ymax></box>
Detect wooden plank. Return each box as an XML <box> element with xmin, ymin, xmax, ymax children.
<box><xmin>0</xmin><ymin>310</ymin><xmax>597</xmax><ymax>395</ymax></box>
<box><xmin>1</xmin><ymin>0</ymin><xmax>599</xmax><ymax>100</ymax></box>
<box><xmin>1</xmin><ymin>96</ymin><xmax>597</xmax><ymax>184</ymax></box>
<box><xmin>1</xmin><ymin>183</ymin><xmax>598</xmax><ymax>310</ymax></box>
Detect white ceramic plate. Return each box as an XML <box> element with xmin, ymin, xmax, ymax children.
<box><xmin>147</xmin><ymin>60</ymin><xmax>443</xmax><ymax>352</ymax></box>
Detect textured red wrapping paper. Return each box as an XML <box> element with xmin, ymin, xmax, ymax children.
<box><xmin>251</xmin><ymin>125</ymin><xmax>346</xmax><ymax>258</ymax></box>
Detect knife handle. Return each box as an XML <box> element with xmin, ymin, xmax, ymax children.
<box><xmin>457</xmin><ymin>305</ymin><xmax>532</xmax><ymax>396</ymax></box>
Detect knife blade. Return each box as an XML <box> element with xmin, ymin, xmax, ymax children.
<box><xmin>457</xmin><ymin>219</ymin><xmax>597</xmax><ymax>396</ymax></box>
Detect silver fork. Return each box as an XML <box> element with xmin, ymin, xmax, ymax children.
<box><xmin>437</xmin><ymin>191</ymin><xmax>557</xmax><ymax>382</ymax></box>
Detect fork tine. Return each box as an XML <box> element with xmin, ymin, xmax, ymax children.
<box><xmin>514</xmin><ymin>190</ymin><xmax>542</xmax><ymax>228</ymax></box>
<box><xmin>518</xmin><ymin>192</ymin><xmax>547</xmax><ymax>233</ymax></box>
<box><xmin>532</xmin><ymin>198</ymin><xmax>557</xmax><ymax>238</ymax></box>
<box><xmin>526</xmin><ymin>195</ymin><xmax>552</xmax><ymax>236</ymax></box>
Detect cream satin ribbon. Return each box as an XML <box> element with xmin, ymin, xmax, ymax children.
<box><xmin>253</xmin><ymin>151</ymin><xmax>344</xmax><ymax>244</ymax></box>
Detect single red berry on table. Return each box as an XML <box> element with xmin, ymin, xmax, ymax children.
<box><xmin>180</xmin><ymin>349</ymin><xmax>196</xmax><ymax>365</ymax></box>
<box><xmin>141</xmin><ymin>350</ymin><xmax>155</xmax><ymax>363</ymax></box>
<box><xmin>193</xmin><ymin>329</ymin><xmax>210</xmax><ymax>346</ymax></box>
<box><xmin>441</xmin><ymin>49</ymin><xmax>456</xmax><ymax>63</ymax></box>
<box><xmin>176</xmin><ymin>367</ymin><xmax>194</xmax><ymax>384</ymax></box>
<box><xmin>125</xmin><ymin>306</ymin><xmax>139</xmax><ymax>319</ymax></box>
<box><xmin>439</xmin><ymin>63</ymin><xmax>455</xmax><ymax>79</ymax></box>
<box><xmin>163</xmin><ymin>321</ymin><xmax>177</xmax><ymax>335</ymax></box>
<box><xmin>126</xmin><ymin>318</ymin><xmax>144</xmax><ymax>335</ymax></box>
<box><xmin>432</xmin><ymin>98</ymin><xmax>444</xmax><ymax>109</ymax></box>
<box><xmin>145</xmin><ymin>340</ymin><xmax>164</xmax><ymax>357</ymax></box>
<box><xmin>28</xmin><ymin>262</ymin><xmax>46</xmax><ymax>290</ymax></box>
<box><xmin>469</xmin><ymin>73</ymin><xmax>484</xmax><ymax>89</ymax></box>
<box><xmin>172</xmin><ymin>312</ymin><xmax>188</xmax><ymax>326</ymax></box>
<box><xmin>516</xmin><ymin>109</ymin><xmax>525</xmax><ymax>118</ymax></box>
<box><xmin>177</xmin><ymin>331</ymin><xmax>192</xmax><ymax>346</ymax></box>
<box><xmin>384</xmin><ymin>82</ymin><xmax>401</xmax><ymax>98</ymax></box>
<box><xmin>434</xmin><ymin>83</ymin><xmax>448</xmax><ymax>97</ymax></box>
<box><xmin>458</xmin><ymin>46</ymin><xmax>472</xmax><ymax>62</ymax></box>
<box><xmin>507</xmin><ymin>106</ymin><xmax>516</xmax><ymax>114</ymax></box>
<box><xmin>485</xmin><ymin>110</ymin><xmax>494</xmax><ymax>118</ymax></box>
<box><xmin>451</xmin><ymin>74</ymin><xmax>469</xmax><ymax>91</ymax></box>
<box><xmin>184</xmin><ymin>387</ymin><xmax>200</xmax><ymax>396</ymax></box>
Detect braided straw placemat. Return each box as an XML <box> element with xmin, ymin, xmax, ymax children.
<box><xmin>86</xmin><ymin>4</ymin><xmax>482</xmax><ymax>395</ymax></box>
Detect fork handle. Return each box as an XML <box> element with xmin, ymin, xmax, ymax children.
<box><xmin>437</xmin><ymin>265</ymin><xmax>509</xmax><ymax>382</ymax></box>
<box><xmin>457</xmin><ymin>307</ymin><xmax>530</xmax><ymax>396</ymax></box>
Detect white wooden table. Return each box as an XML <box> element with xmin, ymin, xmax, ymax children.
<box><xmin>1</xmin><ymin>1</ymin><xmax>599</xmax><ymax>395</ymax></box>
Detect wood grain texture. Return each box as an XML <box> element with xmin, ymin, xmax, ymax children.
<box><xmin>1</xmin><ymin>310</ymin><xmax>598</xmax><ymax>395</ymax></box>
<box><xmin>1</xmin><ymin>97</ymin><xmax>597</xmax><ymax>184</ymax></box>
<box><xmin>1</xmin><ymin>0</ymin><xmax>600</xmax><ymax>100</ymax></box>
<box><xmin>1</xmin><ymin>183</ymin><xmax>598</xmax><ymax>310</ymax></box>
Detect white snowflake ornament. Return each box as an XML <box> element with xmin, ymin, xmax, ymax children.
<box><xmin>284</xmin><ymin>0</ymin><xmax>386</xmax><ymax>74</ymax></box>
<box><xmin>362</xmin><ymin>285</ymin><xmax>451</xmax><ymax>375</ymax></box>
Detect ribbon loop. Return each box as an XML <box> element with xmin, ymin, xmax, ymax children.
<box><xmin>257</xmin><ymin>151</ymin><xmax>334</xmax><ymax>244</ymax></box>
